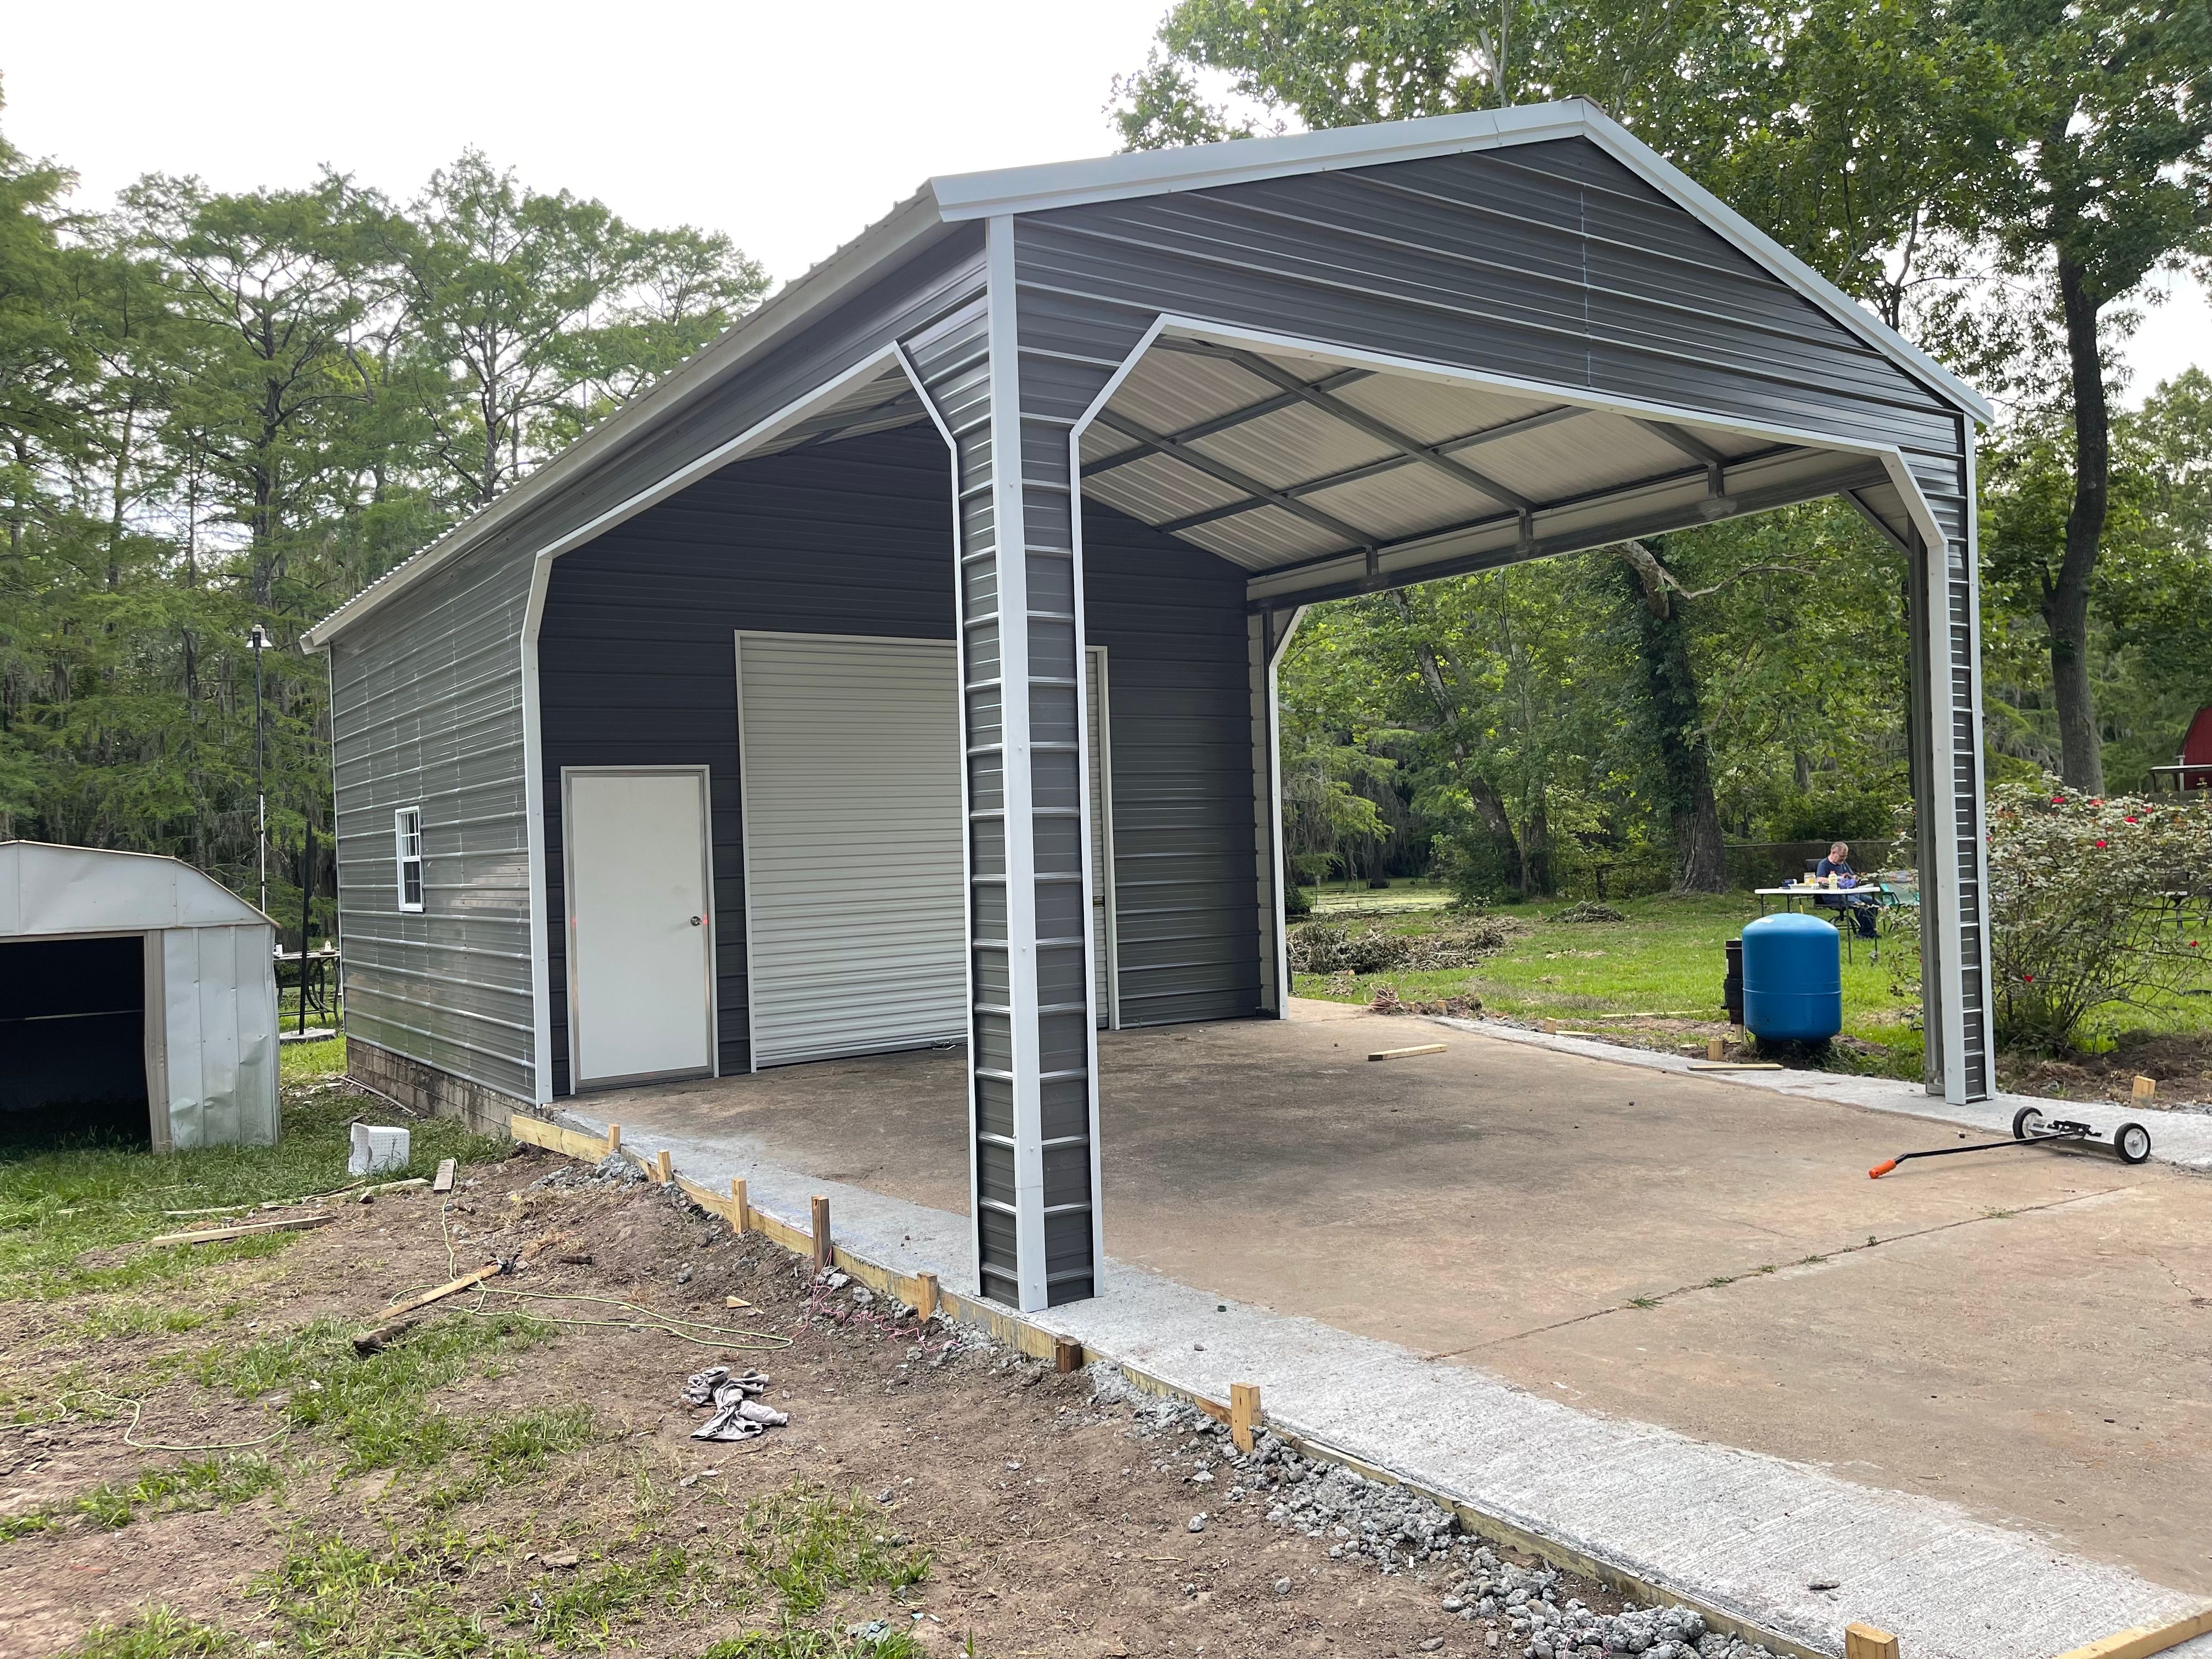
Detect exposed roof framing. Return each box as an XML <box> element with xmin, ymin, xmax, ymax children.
<box><xmin>1077</xmin><ymin>336</ymin><xmax>1835</xmax><ymax>594</ymax></box>
<box><xmin>1092</xmin><ymin>406</ymin><xmax>1380</xmax><ymax>555</ymax></box>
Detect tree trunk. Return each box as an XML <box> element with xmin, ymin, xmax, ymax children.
<box><xmin>1520</xmin><ymin>791</ymin><xmax>1552</xmax><ymax>898</ymax></box>
<box><xmin>1393</xmin><ymin>594</ymin><xmax>1524</xmax><ymax>884</ymax></box>
<box><xmin>1613</xmin><ymin>541</ymin><xmax>1727</xmax><ymax>894</ymax></box>
<box><xmin>2047</xmin><ymin>250</ymin><xmax>2107</xmax><ymax>794</ymax></box>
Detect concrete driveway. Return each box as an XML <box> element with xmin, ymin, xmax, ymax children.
<box><xmin>592</xmin><ymin>1001</ymin><xmax>2212</xmax><ymax>1597</ymax></box>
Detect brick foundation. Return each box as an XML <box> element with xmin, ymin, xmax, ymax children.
<box><xmin>346</xmin><ymin>1037</ymin><xmax>535</xmax><ymax>1139</ymax></box>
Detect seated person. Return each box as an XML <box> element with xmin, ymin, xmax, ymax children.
<box><xmin>1815</xmin><ymin>840</ymin><xmax>1879</xmax><ymax>938</ymax></box>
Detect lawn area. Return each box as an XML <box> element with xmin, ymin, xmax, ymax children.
<box><xmin>1296</xmin><ymin>891</ymin><xmax>1923</xmax><ymax>1080</ymax></box>
<box><xmin>1293</xmin><ymin>889</ymin><xmax>2212</xmax><ymax>1094</ymax></box>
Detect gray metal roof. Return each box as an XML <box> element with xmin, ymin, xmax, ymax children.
<box><xmin>305</xmin><ymin>100</ymin><xmax>1983</xmax><ymax>647</ymax></box>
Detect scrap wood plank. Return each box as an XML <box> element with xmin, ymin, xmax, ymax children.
<box><xmin>2050</xmin><ymin>1607</ymin><xmax>2212</xmax><ymax>1659</ymax></box>
<box><xmin>149</xmin><ymin>1213</ymin><xmax>334</xmax><ymax>1247</ymax></box>
<box><xmin>368</xmin><ymin>1262</ymin><xmax>503</xmax><ymax>1325</ymax></box>
<box><xmin>1686</xmin><ymin>1060</ymin><xmax>1784</xmax><ymax>1071</ymax></box>
<box><xmin>1368</xmin><ymin>1042</ymin><xmax>1447</xmax><ymax>1061</ymax></box>
<box><xmin>432</xmin><ymin>1158</ymin><xmax>456</xmax><ymax>1193</ymax></box>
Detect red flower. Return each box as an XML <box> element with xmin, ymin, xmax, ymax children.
<box><xmin>2095</xmin><ymin>839</ymin><xmax>2108</xmax><ymax>848</ymax></box>
<box><xmin>2023</xmin><ymin>973</ymin><xmax>2035</xmax><ymax>982</ymax></box>
<box><xmin>2125</xmin><ymin>815</ymin><xmax>2139</xmax><ymax>824</ymax></box>
<box><xmin>2192</xmin><ymin>941</ymin><xmax>2202</xmax><ymax>949</ymax></box>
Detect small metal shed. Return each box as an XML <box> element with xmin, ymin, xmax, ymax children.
<box><xmin>0</xmin><ymin>841</ymin><xmax>279</xmax><ymax>1150</ymax></box>
<box><xmin>304</xmin><ymin>101</ymin><xmax>1996</xmax><ymax>1311</ymax></box>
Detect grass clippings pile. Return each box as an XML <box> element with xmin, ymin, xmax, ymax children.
<box><xmin>1289</xmin><ymin>916</ymin><xmax>1511</xmax><ymax>976</ymax></box>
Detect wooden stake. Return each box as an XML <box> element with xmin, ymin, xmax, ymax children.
<box><xmin>1706</xmin><ymin>1036</ymin><xmax>1725</xmax><ymax>1061</ymax></box>
<box><xmin>432</xmin><ymin>1158</ymin><xmax>457</xmax><ymax>1193</ymax></box>
<box><xmin>914</xmin><ymin>1270</ymin><xmax>939</xmax><ymax>1322</ymax></box>
<box><xmin>1230</xmin><ymin>1383</ymin><xmax>1261</xmax><ymax>1455</ymax></box>
<box><xmin>2132</xmin><ymin>1074</ymin><xmax>2158</xmax><ymax>1101</ymax></box>
<box><xmin>730</xmin><ymin>1177</ymin><xmax>750</xmax><ymax>1233</ymax></box>
<box><xmin>654</xmin><ymin>1149</ymin><xmax>673</xmax><ymax>1185</ymax></box>
<box><xmin>810</xmin><ymin>1194</ymin><xmax>832</xmax><ymax>1274</ymax></box>
<box><xmin>1843</xmin><ymin>1625</ymin><xmax>1900</xmax><ymax>1659</ymax></box>
<box><xmin>1541</xmin><ymin>1019</ymin><xmax>1559</xmax><ymax>1034</ymax></box>
<box><xmin>150</xmin><ymin>1213</ymin><xmax>334</xmax><ymax>1247</ymax></box>
<box><xmin>605</xmin><ymin>1122</ymin><xmax>622</xmax><ymax>1155</ymax></box>
<box><xmin>1054</xmin><ymin>1336</ymin><xmax>1084</xmax><ymax>1373</ymax></box>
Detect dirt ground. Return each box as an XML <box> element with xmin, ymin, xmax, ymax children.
<box><xmin>0</xmin><ymin>1139</ymin><xmax>1616</xmax><ymax>1659</ymax></box>
<box><xmin>2001</xmin><ymin>1030</ymin><xmax>2212</xmax><ymax>1109</ymax></box>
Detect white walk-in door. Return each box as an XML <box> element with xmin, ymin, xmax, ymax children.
<box><xmin>563</xmin><ymin>768</ymin><xmax>715</xmax><ymax>1088</ymax></box>
<box><xmin>737</xmin><ymin>636</ymin><xmax>1116</xmax><ymax>1068</ymax></box>
<box><xmin>738</xmin><ymin>636</ymin><xmax>968</xmax><ymax>1067</ymax></box>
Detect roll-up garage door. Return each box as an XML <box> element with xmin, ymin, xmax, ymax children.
<box><xmin>738</xmin><ymin>635</ymin><xmax>967</xmax><ymax>1067</ymax></box>
<box><xmin>737</xmin><ymin>634</ymin><xmax>1112</xmax><ymax>1069</ymax></box>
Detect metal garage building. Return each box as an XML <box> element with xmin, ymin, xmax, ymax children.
<box><xmin>304</xmin><ymin>101</ymin><xmax>1994</xmax><ymax>1311</ymax></box>
<box><xmin>0</xmin><ymin>840</ymin><xmax>279</xmax><ymax>1149</ymax></box>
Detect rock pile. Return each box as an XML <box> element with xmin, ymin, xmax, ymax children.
<box><xmin>1096</xmin><ymin>1373</ymin><xmax>1782</xmax><ymax>1659</ymax></box>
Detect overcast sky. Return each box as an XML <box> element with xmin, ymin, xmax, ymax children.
<box><xmin>5</xmin><ymin>0</ymin><xmax>2203</xmax><ymax>404</ymax></box>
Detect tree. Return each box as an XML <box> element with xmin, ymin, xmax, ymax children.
<box><xmin>1961</xmin><ymin>0</ymin><xmax>2212</xmax><ymax>793</ymax></box>
<box><xmin>384</xmin><ymin>153</ymin><xmax>766</xmax><ymax>510</ymax></box>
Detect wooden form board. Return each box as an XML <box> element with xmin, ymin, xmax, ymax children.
<box><xmin>509</xmin><ymin>1114</ymin><xmax>617</xmax><ymax>1164</ymax></box>
<box><xmin>2050</xmin><ymin>1609</ymin><xmax>2212</xmax><ymax>1659</ymax></box>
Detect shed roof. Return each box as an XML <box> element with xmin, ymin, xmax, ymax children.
<box><xmin>305</xmin><ymin>99</ymin><xmax>1984</xmax><ymax>648</ymax></box>
<box><xmin>0</xmin><ymin>842</ymin><xmax>271</xmax><ymax>937</ymax></box>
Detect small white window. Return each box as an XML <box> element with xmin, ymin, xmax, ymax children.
<box><xmin>394</xmin><ymin>806</ymin><xmax>425</xmax><ymax>912</ymax></box>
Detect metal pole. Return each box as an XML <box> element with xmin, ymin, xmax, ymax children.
<box><xmin>250</xmin><ymin>624</ymin><xmax>269</xmax><ymax>916</ymax></box>
<box><xmin>299</xmin><ymin>822</ymin><xmax>313</xmax><ymax>1036</ymax></box>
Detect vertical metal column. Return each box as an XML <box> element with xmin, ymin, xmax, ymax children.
<box><xmin>1911</xmin><ymin>469</ymin><xmax>1994</xmax><ymax>1105</ymax></box>
<box><xmin>1249</xmin><ymin>605</ymin><xmax>1309</xmax><ymax>1020</ymax></box>
<box><xmin>953</xmin><ymin>219</ymin><xmax>1098</xmax><ymax>1310</ymax></box>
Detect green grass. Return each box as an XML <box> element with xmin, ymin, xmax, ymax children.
<box><xmin>279</xmin><ymin>1034</ymin><xmax>347</xmax><ymax>1086</ymax></box>
<box><xmin>1294</xmin><ymin>888</ymin><xmax>2212</xmax><ymax>1077</ymax></box>
<box><xmin>71</xmin><ymin>1609</ymin><xmax>235</xmax><ymax>1659</ymax></box>
<box><xmin>1294</xmin><ymin>891</ymin><xmax>1924</xmax><ymax>1076</ymax></box>
<box><xmin>161</xmin><ymin>1482</ymin><xmax>934</xmax><ymax>1659</ymax></box>
<box><xmin>188</xmin><ymin>1312</ymin><xmax>562</xmax><ymax>1474</ymax></box>
<box><xmin>0</xmin><ymin>1054</ymin><xmax>506</xmax><ymax>1305</ymax></box>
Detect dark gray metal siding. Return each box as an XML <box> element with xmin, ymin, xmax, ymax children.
<box><xmin>1084</xmin><ymin>509</ymin><xmax>1262</xmax><ymax>1025</ymax></box>
<box><xmin>330</xmin><ymin>541</ymin><xmax>535</xmax><ymax>1100</ymax></box>
<box><xmin>327</xmin><ymin>230</ymin><xmax>989</xmax><ymax>1103</ymax></box>
<box><xmin>535</xmin><ymin>423</ymin><xmax>1260</xmax><ymax>1095</ymax></box>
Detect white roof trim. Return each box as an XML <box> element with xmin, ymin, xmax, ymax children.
<box><xmin>930</xmin><ymin>99</ymin><xmax>1989</xmax><ymax>428</ymax></box>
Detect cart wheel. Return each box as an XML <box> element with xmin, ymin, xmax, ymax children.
<box><xmin>2115</xmin><ymin>1121</ymin><xmax>2152</xmax><ymax>1165</ymax></box>
<box><xmin>2012</xmin><ymin>1105</ymin><xmax>2046</xmax><ymax>1141</ymax></box>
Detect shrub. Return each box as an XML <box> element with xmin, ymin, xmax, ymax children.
<box><xmin>1987</xmin><ymin>782</ymin><xmax>2212</xmax><ymax>1052</ymax></box>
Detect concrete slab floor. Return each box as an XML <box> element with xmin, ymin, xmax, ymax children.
<box><xmin>588</xmin><ymin>1002</ymin><xmax>2212</xmax><ymax>1604</ymax></box>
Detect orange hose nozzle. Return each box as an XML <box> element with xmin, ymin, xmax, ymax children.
<box><xmin>1869</xmin><ymin>1159</ymin><xmax>1897</xmax><ymax>1179</ymax></box>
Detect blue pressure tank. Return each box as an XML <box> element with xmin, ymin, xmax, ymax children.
<box><xmin>1739</xmin><ymin>912</ymin><xmax>1841</xmax><ymax>1042</ymax></box>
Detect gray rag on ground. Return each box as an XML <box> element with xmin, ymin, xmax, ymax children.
<box><xmin>682</xmin><ymin>1365</ymin><xmax>788</xmax><ymax>1441</ymax></box>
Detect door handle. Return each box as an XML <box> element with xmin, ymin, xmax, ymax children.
<box><xmin>690</xmin><ymin>916</ymin><xmax>703</xmax><ymax>927</ymax></box>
